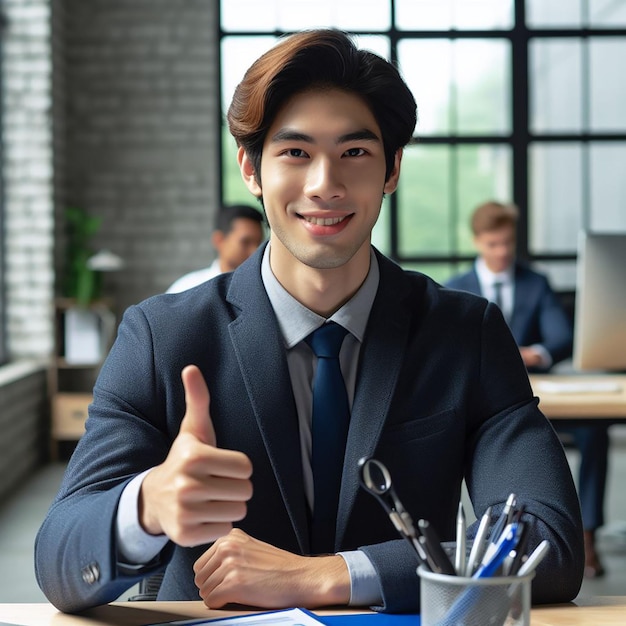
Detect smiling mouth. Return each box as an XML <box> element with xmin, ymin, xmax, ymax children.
<box><xmin>300</xmin><ymin>215</ymin><xmax>349</xmax><ymax>226</ymax></box>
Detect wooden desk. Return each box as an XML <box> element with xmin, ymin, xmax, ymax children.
<box><xmin>1</xmin><ymin>599</ymin><xmax>625</xmax><ymax>626</ymax></box>
<box><xmin>530</xmin><ymin>374</ymin><xmax>626</xmax><ymax>420</ymax></box>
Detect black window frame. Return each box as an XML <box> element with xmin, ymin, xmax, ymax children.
<box><xmin>217</xmin><ymin>0</ymin><xmax>626</xmax><ymax>283</ymax></box>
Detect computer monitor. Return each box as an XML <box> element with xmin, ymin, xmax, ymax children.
<box><xmin>573</xmin><ymin>232</ymin><xmax>626</xmax><ymax>372</ymax></box>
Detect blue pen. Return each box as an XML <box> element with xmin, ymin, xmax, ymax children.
<box><xmin>439</xmin><ymin>525</ymin><xmax>521</xmax><ymax>626</ymax></box>
<box><xmin>473</xmin><ymin>523</ymin><xmax>520</xmax><ymax>579</ymax></box>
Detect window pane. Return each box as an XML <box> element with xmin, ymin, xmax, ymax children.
<box><xmin>397</xmin><ymin>145</ymin><xmax>451</xmax><ymax>256</ymax></box>
<box><xmin>405</xmin><ymin>262</ymin><xmax>464</xmax><ymax>285</ymax></box>
<box><xmin>589</xmin><ymin>0</ymin><xmax>626</xmax><ymax>27</ymax></box>
<box><xmin>221</xmin><ymin>36</ymin><xmax>277</xmax><ymax>111</ymax></box>
<box><xmin>399</xmin><ymin>40</ymin><xmax>452</xmax><ymax>135</ymax></box>
<box><xmin>529</xmin><ymin>143</ymin><xmax>583</xmax><ymax>253</ymax></box>
<box><xmin>590</xmin><ymin>38</ymin><xmax>626</xmax><ymax>131</ymax></box>
<box><xmin>221</xmin><ymin>0</ymin><xmax>279</xmax><ymax>31</ymax></box>
<box><xmin>399</xmin><ymin>39</ymin><xmax>510</xmax><ymax>136</ymax></box>
<box><xmin>395</xmin><ymin>0</ymin><xmax>513</xmax><ymax>30</ymax></box>
<box><xmin>530</xmin><ymin>40</ymin><xmax>583</xmax><ymax>134</ymax></box>
<box><xmin>590</xmin><ymin>142</ymin><xmax>626</xmax><ymax>232</ymax></box>
<box><xmin>455</xmin><ymin>40</ymin><xmax>511</xmax><ymax>135</ymax></box>
<box><xmin>372</xmin><ymin>195</ymin><xmax>391</xmax><ymax>256</ymax></box>
<box><xmin>526</xmin><ymin>0</ymin><xmax>583</xmax><ymax>27</ymax></box>
<box><xmin>534</xmin><ymin>261</ymin><xmax>578</xmax><ymax>291</ymax></box>
<box><xmin>221</xmin><ymin>0</ymin><xmax>390</xmax><ymax>32</ymax></box>
<box><xmin>457</xmin><ymin>144</ymin><xmax>513</xmax><ymax>254</ymax></box>
<box><xmin>222</xmin><ymin>126</ymin><xmax>253</xmax><ymax>205</ymax></box>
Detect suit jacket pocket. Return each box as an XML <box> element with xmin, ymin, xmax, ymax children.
<box><xmin>379</xmin><ymin>407</ymin><xmax>456</xmax><ymax>447</ymax></box>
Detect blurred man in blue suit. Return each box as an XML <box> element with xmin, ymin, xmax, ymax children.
<box><xmin>446</xmin><ymin>200</ymin><xmax>608</xmax><ymax>578</ymax></box>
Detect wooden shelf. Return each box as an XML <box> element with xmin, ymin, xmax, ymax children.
<box><xmin>49</xmin><ymin>298</ymin><xmax>116</xmax><ymax>459</ymax></box>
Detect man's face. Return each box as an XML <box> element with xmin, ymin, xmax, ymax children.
<box><xmin>214</xmin><ymin>217</ymin><xmax>264</xmax><ymax>272</ymax></box>
<box><xmin>474</xmin><ymin>225</ymin><xmax>516</xmax><ymax>273</ymax></box>
<box><xmin>239</xmin><ymin>88</ymin><xmax>400</xmax><ymax>277</ymax></box>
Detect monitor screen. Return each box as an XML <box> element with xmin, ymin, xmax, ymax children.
<box><xmin>573</xmin><ymin>232</ymin><xmax>626</xmax><ymax>372</ymax></box>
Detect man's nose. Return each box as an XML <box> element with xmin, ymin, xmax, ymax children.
<box><xmin>304</xmin><ymin>158</ymin><xmax>345</xmax><ymax>201</ymax></box>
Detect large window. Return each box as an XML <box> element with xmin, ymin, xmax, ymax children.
<box><xmin>219</xmin><ymin>0</ymin><xmax>626</xmax><ymax>287</ymax></box>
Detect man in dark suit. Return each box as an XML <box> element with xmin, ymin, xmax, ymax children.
<box><xmin>35</xmin><ymin>31</ymin><xmax>584</xmax><ymax>614</ymax></box>
<box><xmin>446</xmin><ymin>200</ymin><xmax>608</xmax><ymax>578</ymax></box>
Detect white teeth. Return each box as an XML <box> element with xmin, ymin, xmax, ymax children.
<box><xmin>303</xmin><ymin>215</ymin><xmax>345</xmax><ymax>226</ymax></box>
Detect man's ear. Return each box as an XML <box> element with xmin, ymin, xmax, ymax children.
<box><xmin>383</xmin><ymin>149</ymin><xmax>403</xmax><ymax>195</ymax></box>
<box><xmin>211</xmin><ymin>230</ymin><xmax>224</xmax><ymax>251</ymax></box>
<box><xmin>238</xmin><ymin>147</ymin><xmax>262</xmax><ymax>197</ymax></box>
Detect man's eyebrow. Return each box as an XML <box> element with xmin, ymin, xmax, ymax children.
<box><xmin>269</xmin><ymin>128</ymin><xmax>381</xmax><ymax>144</ymax></box>
<box><xmin>337</xmin><ymin>129</ymin><xmax>381</xmax><ymax>144</ymax></box>
<box><xmin>269</xmin><ymin>130</ymin><xmax>314</xmax><ymax>143</ymax></box>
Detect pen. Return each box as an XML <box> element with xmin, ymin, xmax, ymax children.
<box><xmin>465</xmin><ymin>505</ymin><xmax>492</xmax><ymax>576</ymax></box>
<box><xmin>417</xmin><ymin>518</ymin><xmax>456</xmax><ymax>576</ymax></box>
<box><xmin>516</xmin><ymin>539</ymin><xmax>550</xmax><ymax>577</ymax></box>
<box><xmin>455</xmin><ymin>502</ymin><xmax>466</xmax><ymax>576</ymax></box>
<box><xmin>506</xmin><ymin>495</ymin><xmax>519</xmax><ymax>525</ymax></box>
<box><xmin>506</xmin><ymin>522</ymin><xmax>529</xmax><ymax>575</ymax></box>
<box><xmin>473</xmin><ymin>523</ymin><xmax>520</xmax><ymax>579</ymax></box>
<box><xmin>438</xmin><ymin>526</ymin><xmax>524</xmax><ymax>626</ymax></box>
<box><xmin>490</xmin><ymin>493</ymin><xmax>517</xmax><ymax>545</ymax></box>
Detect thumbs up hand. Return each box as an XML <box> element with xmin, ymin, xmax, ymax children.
<box><xmin>139</xmin><ymin>365</ymin><xmax>253</xmax><ymax>547</ymax></box>
<box><xmin>178</xmin><ymin>364</ymin><xmax>217</xmax><ymax>446</ymax></box>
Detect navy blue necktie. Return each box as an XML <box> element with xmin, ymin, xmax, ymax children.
<box><xmin>306</xmin><ymin>321</ymin><xmax>350</xmax><ymax>554</ymax></box>
<box><xmin>493</xmin><ymin>281</ymin><xmax>503</xmax><ymax>309</ymax></box>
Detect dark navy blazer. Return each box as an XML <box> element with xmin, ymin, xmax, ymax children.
<box><xmin>446</xmin><ymin>264</ymin><xmax>573</xmax><ymax>369</ymax></box>
<box><xmin>35</xmin><ymin>246</ymin><xmax>583</xmax><ymax>613</ymax></box>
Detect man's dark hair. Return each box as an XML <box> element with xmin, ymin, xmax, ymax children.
<box><xmin>216</xmin><ymin>204</ymin><xmax>265</xmax><ymax>234</ymax></box>
<box><xmin>227</xmin><ymin>29</ymin><xmax>417</xmax><ymax>185</ymax></box>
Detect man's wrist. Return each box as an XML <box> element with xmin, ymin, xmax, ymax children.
<box><xmin>116</xmin><ymin>470</ymin><xmax>168</xmax><ymax>565</ymax></box>
<box><xmin>337</xmin><ymin>550</ymin><xmax>383</xmax><ymax>606</ymax></box>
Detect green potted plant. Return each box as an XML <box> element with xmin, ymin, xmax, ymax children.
<box><xmin>63</xmin><ymin>206</ymin><xmax>103</xmax><ymax>307</ymax></box>
<box><xmin>61</xmin><ymin>207</ymin><xmax>105</xmax><ymax>364</ymax></box>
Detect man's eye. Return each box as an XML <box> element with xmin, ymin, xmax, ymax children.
<box><xmin>345</xmin><ymin>147</ymin><xmax>365</xmax><ymax>157</ymax></box>
<box><xmin>287</xmin><ymin>148</ymin><xmax>307</xmax><ymax>158</ymax></box>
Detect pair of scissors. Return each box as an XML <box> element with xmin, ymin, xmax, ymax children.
<box><xmin>358</xmin><ymin>456</ymin><xmax>429</xmax><ymax>566</ymax></box>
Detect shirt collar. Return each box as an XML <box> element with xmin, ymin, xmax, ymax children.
<box><xmin>261</xmin><ymin>243</ymin><xmax>379</xmax><ymax>349</ymax></box>
<box><xmin>475</xmin><ymin>256</ymin><xmax>514</xmax><ymax>285</ymax></box>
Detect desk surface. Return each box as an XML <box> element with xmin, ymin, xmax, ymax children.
<box><xmin>529</xmin><ymin>374</ymin><xmax>626</xmax><ymax>419</ymax></box>
<box><xmin>0</xmin><ymin>598</ymin><xmax>625</xmax><ymax>626</ymax></box>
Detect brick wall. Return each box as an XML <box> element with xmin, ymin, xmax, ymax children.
<box><xmin>2</xmin><ymin>0</ymin><xmax>56</xmax><ymax>359</ymax></box>
<box><xmin>63</xmin><ymin>0</ymin><xmax>220</xmax><ymax>318</ymax></box>
<box><xmin>3</xmin><ymin>0</ymin><xmax>221</xmax><ymax>348</ymax></box>
<box><xmin>0</xmin><ymin>0</ymin><xmax>221</xmax><ymax>491</ymax></box>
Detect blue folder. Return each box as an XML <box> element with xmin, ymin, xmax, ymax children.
<box><xmin>319</xmin><ymin>615</ymin><xmax>419</xmax><ymax>625</ymax></box>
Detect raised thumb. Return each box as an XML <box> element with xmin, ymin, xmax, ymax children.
<box><xmin>179</xmin><ymin>365</ymin><xmax>217</xmax><ymax>446</ymax></box>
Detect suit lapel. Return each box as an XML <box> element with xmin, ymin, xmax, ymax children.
<box><xmin>226</xmin><ymin>251</ymin><xmax>310</xmax><ymax>553</ymax></box>
<box><xmin>336</xmin><ymin>253</ymin><xmax>415</xmax><ymax>547</ymax></box>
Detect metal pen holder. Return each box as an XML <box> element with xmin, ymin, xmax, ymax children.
<box><xmin>418</xmin><ymin>566</ymin><xmax>535</xmax><ymax>626</ymax></box>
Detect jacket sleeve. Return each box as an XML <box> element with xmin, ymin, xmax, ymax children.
<box><xmin>360</xmin><ymin>301</ymin><xmax>583</xmax><ymax>613</ymax></box>
<box><xmin>34</xmin><ymin>304</ymin><xmax>177</xmax><ymax>613</ymax></box>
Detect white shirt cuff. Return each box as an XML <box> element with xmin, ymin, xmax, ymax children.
<box><xmin>116</xmin><ymin>469</ymin><xmax>169</xmax><ymax>565</ymax></box>
<box><xmin>337</xmin><ymin>550</ymin><xmax>383</xmax><ymax>606</ymax></box>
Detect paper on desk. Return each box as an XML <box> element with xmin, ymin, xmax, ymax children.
<box><xmin>147</xmin><ymin>607</ymin><xmax>324</xmax><ymax>625</ymax></box>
